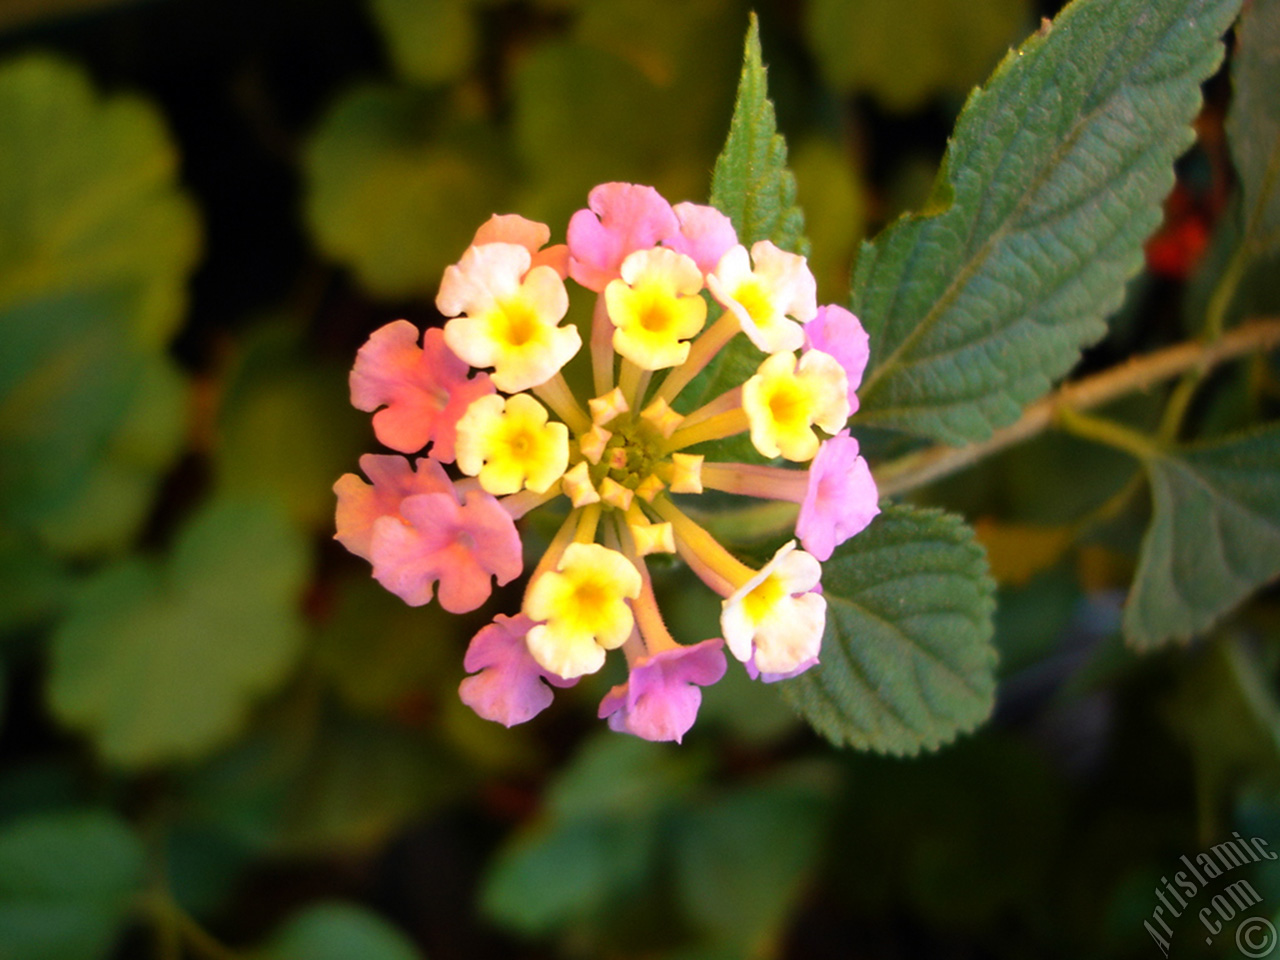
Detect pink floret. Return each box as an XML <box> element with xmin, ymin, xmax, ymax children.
<box><xmin>665</xmin><ymin>202</ymin><xmax>739</xmax><ymax>276</ymax></box>
<box><xmin>567</xmin><ymin>183</ymin><xmax>679</xmax><ymax>292</ymax></box>
<box><xmin>598</xmin><ymin>639</ymin><xmax>727</xmax><ymax>743</ymax></box>
<box><xmin>349</xmin><ymin>321</ymin><xmax>493</xmax><ymax>462</ymax></box>
<box><xmin>333</xmin><ymin>454</ymin><xmax>453</xmax><ymax>561</ymax></box>
<box><xmin>460</xmin><ymin>614</ymin><xmax>577</xmax><ymax>727</ymax></box>
<box><xmin>796</xmin><ymin>430</ymin><xmax>879</xmax><ymax>562</ymax></box>
<box><xmin>369</xmin><ymin>488</ymin><xmax>523</xmax><ymax>612</ymax></box>
<box><xmin>472</xmin><ymin>213</ymin><xmax>569</xmax><ymax>278</ymax></box>
<box><xmin>803</xmin><ymin>305</ymin><xmax>870</xmax><ymax>412</ymax></box>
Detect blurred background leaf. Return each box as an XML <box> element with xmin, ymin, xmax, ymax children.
<box><xmin>0</xmin><ymin>810</ymin><xmax>145</xmax><ymax>960</ymax></box>
<box><xmin>47</xmin><ymin>498</ymin><xmax>308</xmax><ymax>766</ymax></box>
<box><xmin>305</xmin><ymin>85</ymin><xmax>508</xmax><ymax>299</ymax></box>
<box><xmin>370</xmin><ymin>0</ymin><xmax>478</xmax><ymax>88</ymax></box>
<box><xmin>805</xmin><ymin>0</ymin><xmax>1030</xmax><ymax>111</ymax></box>
<box><xmin>258</xmin><ymin>901</ymin><xmax>425</xmax><ymax>960</ymax></box>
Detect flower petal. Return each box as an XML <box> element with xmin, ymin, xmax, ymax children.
<box><xmin>460</xmin><ymin>613</ymin><xmax>577</xmax><ymax>726</ymax></box>
<box><xmin>599</xmin><ymin>638</ymin><xmax>727</xmax><ymax>742</ymax></box>
<box><xmin>804</xmin><ymin>304</ymin><xmax>870</xmax><ymax>412</ymax></box>
<box><xmin>664</xmin><ymin>202</ymin><xmax>738</xmax><ymax>276</ymax></box>
<box><xmin>349</xmin><ymin>322</ymin><xmax>494</xmax><ymax>460</ymax></box>
<box><xmin>567</xmin><ymin>182</ymin><xmax>679</xmax><ymax>292</ymax></box>
<box><xmin>796</xmin><ymin>430</ymin><xmax>880</xmax><ymax>561</ymax></box>
<box><xmin>523</xmin><ymin>542</ymin><xmax>642</xmax><ymax>678</ymax></box>
<box><xmin>333</xmin><ymin>454</ymin><xmax>453</xmax><ymax>561</ymax></box>
<box><xmin>369</xmin><ymin>488</ymin><xmax>522</xmax><ymax>612</ymax></box>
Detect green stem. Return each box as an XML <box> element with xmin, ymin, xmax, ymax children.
<box><xmin>873</xmin><ymin>317</ymin><xmax>1280</xmax><ymax>497</ymax></box>
<box><xmin>1071</xmin><ymin>471</ymin><xmax>1146</xmax><ymax>540</ymax></box>
<box><xmin>139</xmin><ymin>892</ymin><xmax>242</xmax><ymax>960</ymax></box>
<box><xmin>1204</xmin><ymin>241</ymin><xmax>1253</xmax><ymax>342</ymax></box>
<box><xmin>1156</xmin><ymin>370</ymin><xmax>1201</xmax><ymax>443</ymax></box>
<box><xmin>1055</xmin><ymin>408</ymin><xmax>1161</xmax><ymax>461</ymax></box>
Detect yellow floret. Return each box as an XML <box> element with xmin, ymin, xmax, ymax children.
<box><xmin>605</xmin><ymin>248</ymin><xmax>707</xmax><ymax>371</ymax></box>
<box><xmin>742</xmin><ymin>351</ymin><xmax>849</xmax><ymax>461</ymax></box>
<box><xmin>439</xmin><ymin>244</ymin><xmax>581</xmax><ymax>392</ymax></box>
<box><xmin>455</xmin><ymin>393</ymin><xmax>569</xmax><ymax>495</ymax></box>
<box><xmin>524</xmin><ymin>543</ymin><xmax>643</xmax><ymax>678</ymax></box>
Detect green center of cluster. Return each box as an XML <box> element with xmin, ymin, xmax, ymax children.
<box><xmin>592</xmin><ymin>415</ymin><xmax>667</xmax><ymax>495</ymax></box>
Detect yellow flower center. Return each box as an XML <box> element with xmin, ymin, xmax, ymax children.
<box><xmin>767</xmin><ymin>380</ymin><xmax>808</xmax><ymax>430</ymax></box>
<box><xmin>455</xmin><ymin>393</ymin><xmax>569</xmax><ymax>495</ymax></box>
<box><xmin>524</xmin><ymin>542</ymin><xmax>643</xmax><ymax>678</ymax></box>
<box><xmin>734</xmin><ymin>279</ymin><xmax>773</xmax><ymax>325</ymax></box>
<box><xmin>498</xmin><ymin>300</ymin><xmax>539</xmax><ymax>347</ymax></box>
<box><xmin>742</xmin><ymin>573</ymin><xmax>785</xmax><ymax>624</ymax></box>
<box><xmin>639</xmin><ymin>295</ymin><xmax>674</xmax><ymax>333</ymax></box>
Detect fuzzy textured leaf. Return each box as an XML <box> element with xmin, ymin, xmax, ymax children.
<box><xmin>686</xmin><ymin>14</ymin><xmax>807</xmax><ymax>419</ymax></box>
<box><xmin>781</xmin><ymin>504</ymin><xmax>997</xmax><ymax>755</ymax></box>
<box><xmin>853</xmin><ymin>0</ymin><xmax>1241</xmax><ymax>444</ymax></box>
<box><xmin>1124</xmin><ymin>425</ymin><xmax>1280</xmax><ymax>650</ymax></box>
<box><xmin>708</xmin><ymin>14</ymin><xmax>806</xmax><ymax>254</ymax></box>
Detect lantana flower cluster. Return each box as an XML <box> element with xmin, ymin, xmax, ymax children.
<box><xmin>335</xmin><ymin>183</ymin><xmax>879</xmax><ymax>742</ymax></box>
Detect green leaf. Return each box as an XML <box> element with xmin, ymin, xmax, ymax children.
<box><xmin>0</xmin><ymin>532</ymin><xmax>72</xmax><ymax>634</ymax></box>
<box><xmin>216</xmin><ymin>323</ymin><xmax>365</xmax><ymax>530</ymax></box>
<box><xmin>512</xmin><ymin>3</ymin><xmax>740</xmax><ymax>228</ymax></box>
<box><xmin>1227</xmin><ymin>0</ymin><xmax>1280</xmax><ymax>257</ymax></box>
<box><xmin>482</xmin><ymin>815</ymin><xmax>658</xmax><ymax>936</ymax></box>
<box><xmin>780</xmin><ymin>504</ymin><xmax>997</xmax><ymax>755</ymax></box>
<box><xmin>48</xmin><ymin>499</ymin><xmax>309</xmax><ymax>767</ymax></box>
<box><xmin>545</xmin><ymin>733</ymin><xmax>701</xmax><ymax>820</ymax></box>
<box><xmin>852</xmin><ymin>0</ymin><xmax>1241</xmax><ymax>444</ymax></box>
<box><xmin>791</xmin><ymin>137</ymin><xmax>866</xmax><ymax>303</ymax></box>
<box><xmin>0</xmin><ymin>287</ymin><xmax>145</xmax><ymax>542</ymax></box>
<box><xmin>512</xmin><ymin>41</ymin><xmax>675</xmax><ymax>225</ymax></box>
<box><xmin>0</xmin><ymin>55</ymin><xmax>197</xmax><ymax>555</ymax></box>
<box><xmin>0</xmin><ymin>810</ymin><xmax>145</xmax><ymax>960</ymax></box>
<box><xmin>1124</xmin><ymin>425</ymin><xmax>1280</xmax><ymax>650</ymax></box>
<box><xmin>369</xmin><ymin>0</ymin><xmax>476</xmax><ymax>87</ymax></box>
<box><xmin>1164</xmin><ymin>635</ymin><xmax>1280</xmax><ymax>814</ymax></box>
<box><xmin>805</xmin><ymin>0</ymin><xmax>1030</xmax><ymax>112</ymax></box>
<box><xmin>259</xmin><ymin>902</ymin><xmax>422</xmax><ymax>960</ymax></box>
<box><xmin>482</xmin><ymin>735</ymin><xmax>700</xmax><ymax>936</ymax></box>
<box><xmin>304</xmin><ymin>85</ymin><xmax>505</xmax><ymax>299</ymax></box>
<box><xmin>0</xmin><ymin>54</ymin><xmax>200</xmax><ymax>349</ymax></box>
<box><xmin>684</xmin><ymin>14</ymin><xmax>807</xmax><ymax>420</ymax></box>
<box><xmin>182</xmin><ymin>716</ymin><xmax>464</xmax><ymax>857</ymax></box>
<box><xmin>34</xmin><ymin>355</ymin><xmax>187</xmax><ymax>557</ymax></box>
<box><xmin>672</xmin><ymin>768</ymin><xmax>834</xmax><ymax>951</ymax></box>
<box><xmin>708</xmin><ymin>14</ymin><xmax>806</xmax><ymax>255</ymax></box>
